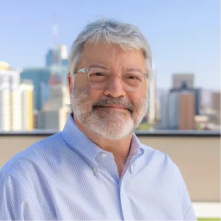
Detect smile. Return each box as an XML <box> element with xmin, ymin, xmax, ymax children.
<box><xmin>94</xmin><ymin>106</ymin><xmax>132</xmax><ymax>113</ymax></box>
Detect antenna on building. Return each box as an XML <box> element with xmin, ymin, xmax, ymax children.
<box><xmin>52</xmin><ymin>14</ymin><xmax>59</xmax><ymax>65</ymax></box>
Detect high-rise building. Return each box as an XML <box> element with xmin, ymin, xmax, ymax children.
<box><xmin>45</xmin><ymin>45</ymin><xmax>69</xmax><ymax>86</ymax></box>
<box><xmin>212</xmin><ymin>91</ymin><xmax>220</xmax><ymax>124</ymax></box>
<box><xmin>160</xmin><ymin>91</ymin><xmax>179</xmax><ymax>129</ymax></box>
<box><xmin>45</xmin><ymin>44</ymin><xmax>68</xmax><ymax>67</ymax></box>
<box><xmin>179</xmin><ymin>93</ymin><xmax>195</xmax><ymax>130</ymax></box>
<box><xmin>148</xmin><ymin>64</ymin><xmax>157</xmax><ymax>123</ymax></box>
<box><xmin>160</xmin><ymin>89</ymin><xmax>195</xmax><ymax>130</ymax></box>
<box><xmin>49</xmin><ymin>64</ymin><xmax>68</xmax><ymax>85</ymax></box>
<box><xmin>0</xmin><ymin>61</ymin><xmax>20</xmax><ymax>90</ymax></box>
<box><xmin>0</xmin><ymin>89</ymin><xmax>11</xmax><ymax>131</ymax></box>
<box><xmin>21</xmin><ymin>68</ymin><xmax>51</xmax><ymax>110</ymax></box>
<box><xmin>170</xmin><ymin>83</ymin><xmax>201</xmax><ymax>115</ymax></box>
<box><xmin>172</xmin><ymin>73</ymin><xmax>194</xmax><ymax>89</ymax></box>
<box><xmin>37</xmin><ymin>85</ymin><xmax>70</xmax><ymax>130</ymax></box>
<box><xmin>12</xmin><ymin>82</ymin><xmax>34</xmax><ymax>131</ymax></box>
<box><xmin>159</xmin><ymin>92</ymin><xmax>169</xmax><ymax>129</ymax></box>
<box><xmin>0</xmin><ymin>62</ymin><xmax>21</xmax><ymax>131</ymax></box>
<box><xmin>168</xmin><ymin>92</ymin><xmax>180</xmax><ymax>129</ymax></box>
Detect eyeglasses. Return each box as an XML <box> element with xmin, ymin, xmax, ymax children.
<box><xmin>73</xmin><ymin>68</ymin><xmax>148</xmax><ymax>92</ymax></box>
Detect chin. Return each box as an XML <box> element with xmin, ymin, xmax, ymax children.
<box><xmin>88</xmin><ymin>116</ymin><xmax>135</xmax><ymax>140</ymax></box>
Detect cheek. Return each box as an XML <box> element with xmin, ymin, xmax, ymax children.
<box><xmin>87</xmin><ymin>88</ymin><xmax>107</xmax><ymax>102</ymax></box>
<box><xmin>74</xmin><ymin>75</ymin><xmax>90</xmax><ymax>90</ymax></box>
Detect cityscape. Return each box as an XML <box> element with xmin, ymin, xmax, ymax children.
<box><xmin>0</xmin><ymin>44</ymin><xmax>220</xmax><ymax>132</ymax></box>
<box><xmin>0</xmin><ymin>1</ymin><xmax>220</xmax><ymax>218</ymax></box>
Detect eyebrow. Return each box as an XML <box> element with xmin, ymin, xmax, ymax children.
<box><xmin>88</xmin><ymin>64</ymin><xmax>144</xmax><ymax>73</ymax></box>
<box><xmin>124</xmin><ymin>68</ymin><xmax>143</xmax><ymax>73</ymax></box>
<box><xmin>88</xmin><ymin>63</ymin><xmax>109</xmax><ymax>70</ymax></box>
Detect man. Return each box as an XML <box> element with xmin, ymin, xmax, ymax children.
<box><xmin>0</xmin><ymin>19</ymin><xmax>196</xmax><ymax>220</ymax></box>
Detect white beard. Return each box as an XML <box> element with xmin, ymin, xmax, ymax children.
<box><xmin>71</xmin><ymin>89</ymin><xmax>148</xmax><ymax>140</ymax></box>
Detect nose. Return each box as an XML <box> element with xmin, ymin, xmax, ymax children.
<box><xmin>103</xmin><ymin>76</ymin><xmax>126</xmax><ymax>98</ymax></box>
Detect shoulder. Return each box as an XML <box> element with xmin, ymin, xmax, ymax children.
<box><xmin>140</xmin><ymin>143</ymin><xmax>184</xmax><ymax>181</ymax></box>
<box><xmin>0</xmin><ymin>132</ymin><xmax>67</xmax><ymax>180</ymax></box>
<box><xmin>140</xmin><ymin>143</ymin><xmax>173</xmax><ymax>165</ymax></box>
<box><xmin>140</xmin><ymin>143</ymin><xmax>192</xmax><ymax>206</ymax></box>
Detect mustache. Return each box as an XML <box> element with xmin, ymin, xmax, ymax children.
<box><xmin>92</xmin><ymin>97</ymin><xmax>134</xmax><ymax>112</ymax></box>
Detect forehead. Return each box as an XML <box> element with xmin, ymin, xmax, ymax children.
<box><xmin>79</xmin><ymin>42</ymin><xmax>146</xmax><ymax>72</ymax></box>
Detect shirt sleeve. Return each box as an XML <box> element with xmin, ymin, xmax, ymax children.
<box><xmin>170</xmin><ymin>160</ymin><xmax>197</xmax><ymax>220</ymax></box>
<box><xmin>0</xmin><ymin>172</ymin><xmax>39</xmax><ymax>220</ymax></box>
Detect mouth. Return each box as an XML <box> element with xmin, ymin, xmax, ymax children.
<box><xmin>94</xmin><ymin>105</ymin><xmax>132</xmax><ymax>114</ymax></box>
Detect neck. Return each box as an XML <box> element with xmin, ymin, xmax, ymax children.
<box><xmin>73</xmin><ymin>115</ymin><xmax>133</xmax><ymax>176</ymax></box>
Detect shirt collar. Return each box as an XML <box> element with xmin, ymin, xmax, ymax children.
<box><xmin>62</xmin><ymin>114</ymin><xmax>145</xmax><ymax>168</ymax></box>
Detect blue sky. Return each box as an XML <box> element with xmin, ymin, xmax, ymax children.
<box><xmin>1</xmin><ymin>0</ymin><xmax>220</xmax><ymax>90</ymax></box>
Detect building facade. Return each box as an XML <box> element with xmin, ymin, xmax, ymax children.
<box><xmin>179</xmin><ymin>93</ymin><xmax>195</xmax><ymax>130</ymax></box>
<box><xmin>212</xmin><ymin>91</ymin><xmax>221</xmax><ymax>124</ymax></box>
<box><xmin>0</xmin><ymin>62</ymin><xmax>20</xmax><ymax>131</ymax></box>
<box><xmin>37</xmin><ymin>85</ymin><xmax>70</xmax><ymax>130</ymax></box>
<box><xmin>172</xmin><ymin>73</ymin><xmax>194</xmax><ymax>89</ymax></box>
<box><xmin>21</xmin><ymin>68</ymin><xmax>51</xmax><ymax>111</ymax></box>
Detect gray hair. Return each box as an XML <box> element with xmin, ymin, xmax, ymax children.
<box><xmin>68</xmin><ymin>18</ymin><xmax>153</xmax><ymax>80</ymax></box>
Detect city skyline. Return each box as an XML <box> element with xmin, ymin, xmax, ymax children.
<box><xmin>0</xmin><ymin>0</ymin><xmax>220</xmax><ymax>90</ymax></box>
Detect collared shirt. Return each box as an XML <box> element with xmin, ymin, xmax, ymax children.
<box><xmin>0</xmin><ymin>114</ymin><xmax>196</xmax><ymax>220</ymax></box>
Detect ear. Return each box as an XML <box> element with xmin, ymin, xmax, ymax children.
<box><xmin>67</xmin><ymin>73</ymin><xmax>73</xmax><ymax>94</ymax></box>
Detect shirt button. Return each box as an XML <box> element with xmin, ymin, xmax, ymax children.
<box><xmin>93</xmin><ymin>167</ymin><xmax>98</xmax><ymax>173</ymax></box>
<box><xmin>101</xmin><ymin>153</ymin><xmax>107</xmax><ymax>158</ymax></box>
<box><xmin>130</xmin><ymin>165</ymin><xmax>134</xmax><ymax>174</ymax></box>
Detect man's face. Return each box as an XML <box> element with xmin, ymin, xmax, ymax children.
<box><xmin>68</xmin><ymin>42</ymin><xmax>148</xmax><ymax>140</ymax></box>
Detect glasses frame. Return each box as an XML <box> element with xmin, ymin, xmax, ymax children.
<box><xmin>73</xmin><ymin>68</ymin><xmax>149</xmax><ymax>92</ymax></box>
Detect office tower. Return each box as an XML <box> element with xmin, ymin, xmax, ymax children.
<box><xmin>172</xmin><ymin>73</ymin><xmax>194</xmax><ymax>89</ymax></box>
<box><xmin>200</xmin><ymin>89</ymin><xmax>213</xmax><ymax>109</ymax></box>
<box><xmin>160</xmin><ymin>91</ymin><xmax>180</xmax><ymax>129</ymax></box>
<box><xmin>0</xmin><ymin>62</ymin><xmax>20</xmax><ymax>131</ymax></box>
<box><xmin>179</xmin><ymin>93</ymin><xmax>195</xmax><ymax>130</ymax></box>
<box><xmin>21</xmin><ymin>68</ymin><xmax>51</xmax><ymax>110</ymax></box>
<box><xmin>45</xmin><ymin>44</ymin><xmax>68</xmax><ymax>67</ymax></box>
<box><xmin>40</xmin><ymin>82</ymin><xmax>50</xmax><ymax>112</ymax></box>
<box><xmin>0</xmin><ymin>89</ymin><xmax>11</xmax><ymax>131</ymax></box>
<box><xmin>168</xmin><ymin>92</ymin><xmax>180</xmax><ymax>129</ymax></box>
<box><xmin>160</xmin><ymin>92</ymin><xmax>169</xmax><ymax>129</ymax></box>
<box><xmin>12</xmin><ymin>82</ymin><xmax>34</xmax><ymax>131</ymax></box>
<box><xmin>0</xmin><ymin>61</ymin><xmax>20</xmax><ymax>90</ymax></box>
<box><xmin>148</xmin><ymin>64</ymin><xmax>157</xmax><ymax>123</ymax></box>
<box><xmin>46</xmin><ymin>44</ymin><xmax>69</xmax><ymax>85</ymax></box>
<box><xmin>170</xmin><ymin>82</ymin><xmax>201</xmax><ymax>115</ymax></box>
<box><xmin>160</xmin><ymin>90</ymin><xmax>195</xmax><ymax>130</ymax></box>
<box><xmin>50</xmin><ymin>62</ymin><xmax>68</xmax><ymax>85</ymax></box>
<box><xmin>37</xmin><ymin>85</ymin><xmax>70</xmax><ymax>130</ymax></box>
<box><xmin>212</xmin><ymin>91</ymin><xmax>221</xmax><ymax>124</ymax></box>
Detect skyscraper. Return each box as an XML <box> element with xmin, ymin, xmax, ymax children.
<box><xmin>12</xmin><ymin>82</ymin><xmax>34</xmax><ymax>131</ymax></box>
<box><xmin>148</xmin><ymin>64</ymin><xmax>157</xmax><ymax>123</ymax></box>
<box><xmin>0</xmin><ymin>62</ymin><xmax>20</xmax><ymax>131</ymax></box>
<box><xmin>212</xmin><ymin>91</ymin><xmax>221</xmax><ymax>124</ymax></box>
<box><xmin>21</xmin><ymin>68</ymin><xmax>51</xmax><ymax>110</ymax></box>
<box><xmin>160</xmin><ymin>91</ymin><xmax>195</xmax><ymax>130</ymax></box>
<box><xmin>37</xmin><ymin>85</ymin><xmax>70</xmax><ymax>130</ymax></box>
<box><xmin>170</xmin><ymin>82</ymin><xmax>201</xmax><ymax>115</ymax></box>
<box><xmin>45</xmin><ymin>44</ymin><xmax>68</xmax><ymax>67</ymax></box>
<box><xmin>46</xmin><ymin>45</ymin><xmax>69</xmax><ymax>85</ymax></box>
<box><xmin>172</xmin><ymin>73</ymin><xmax>194</xmax><ymax>89</ymax></box>
<box><xmin>179</xmin><ymin>93</ymin><xmax>195</xmax><ymax>130</ymax></box>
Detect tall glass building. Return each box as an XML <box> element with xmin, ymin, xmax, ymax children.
<box><xmin>21</xmin><ymin>68</ymin><xmax>51</xmax><ymax>111</ymax></box>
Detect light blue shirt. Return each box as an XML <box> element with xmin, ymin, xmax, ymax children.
<box><xmin>0</xmin><ymin>114</ymin><xmax>196</xmax><ymax>220</ymax></box>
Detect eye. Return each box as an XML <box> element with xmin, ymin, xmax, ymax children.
<box><xmin>128</xmin><ymin>75</ymin><xmax>140</xmax><ymax>80</ymax></box>
<box><xmin>123</xmin><ymin>73</ymin><xmax>143</xmax><ymax>82</ymax></box>
<box><xmin>89</xmin><ymin>69</ymin><xmax>109</xmax><ymax>83</ymax></box>
<box><xmin>91</xmin><ymin>72</ymin><xmax>106</xmax><ymax>77</ymax></box>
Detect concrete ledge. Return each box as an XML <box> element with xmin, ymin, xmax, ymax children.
<box><xmin>192</xmin><ymin>202</ymin><xmax>221</xmax><ymax>218</ymax></box>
